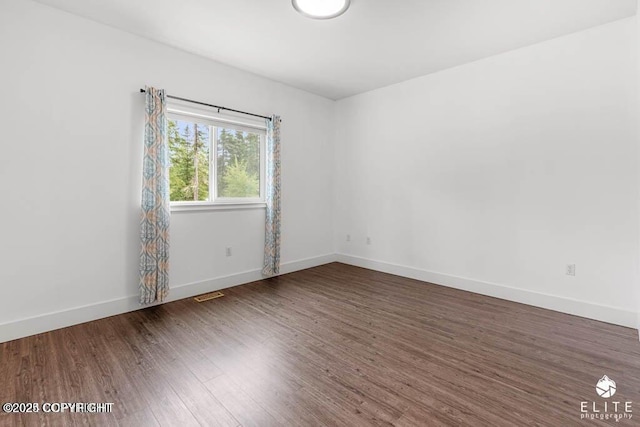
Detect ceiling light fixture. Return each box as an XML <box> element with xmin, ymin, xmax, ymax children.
<box><xmin>292</xmin><ymin>0</ymin><xmax>351</xmax><ymax>19</ymax></box>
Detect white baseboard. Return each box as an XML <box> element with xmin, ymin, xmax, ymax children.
<box><xmin>0</xmin><ymin>254</ymin><xmax>337</xmax><ymax>343</ymax></box>
<box><xmin>2</xmin><ymin>252</ymin><xmax>636</xmax><ymax>343</ymax></box>
<box><xmin>336</xmin><ymin>253</ymin><xmax>638</xmax><ymax>329</ymax></box>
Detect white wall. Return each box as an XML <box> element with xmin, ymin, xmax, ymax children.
<box><xmin>636</xmin><ymin>3</ymin><xmax>640</xmax><ymax>334</ymax></box>
<box><xmin>1</xmin><ymin>0</ymin><xmax>638</xmax><ymax>342</ymax></box>
<box><xmin>335</xmin><ymin>17</ymin><xmax>640</xmax><ymax>327</ymax></box>
<box><xmin>0</xmin><ymin>0</ymin><xmax>335</xmax><ymax>341</ymax></box>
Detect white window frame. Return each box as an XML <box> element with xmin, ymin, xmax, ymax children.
<box><xmin>167</xmin><ymin>102</ymin><xmax>267</xmax><ymax>212</ymax></box>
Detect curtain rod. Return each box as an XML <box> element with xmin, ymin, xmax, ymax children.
<box><xmin>139</xmin><ymin>89</ymin><xmax>272</xmax><ymax>121</ymax></box>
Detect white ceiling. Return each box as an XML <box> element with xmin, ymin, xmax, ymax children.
<box><xmin>33</xmin><ymin>0</ymin><xmax>637</xmax><ymax>100</ymax></box>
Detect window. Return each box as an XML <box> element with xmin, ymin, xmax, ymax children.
<box><xmin>167</xmin><ymin>107</ymin><xmax>266</xmax><ymax>209</ymax></box>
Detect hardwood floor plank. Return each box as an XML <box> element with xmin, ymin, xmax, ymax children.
<box><xmin>149</xmin><ymin>346</ymin><xmax>239</xmax><ymax>427</ymax></box>
<box><xmin>116</xmin><ymin>407</ymin><xmax>161</xmax><ymax>427</ymax></box>
<box><xmin>203</xmin><ymin>373</ymin><xmax>280</xmax><ymax>427</ymax></box>
<box><xmin>133</xmin><ymin>368</ymin><xmax>202</xmax><ymax>427</ymax></box>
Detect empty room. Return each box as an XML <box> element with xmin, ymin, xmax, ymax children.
<box><xmin>2</xmin><ymin>0</ymin><xmax>640</xmax><ymax>425</ymax></box>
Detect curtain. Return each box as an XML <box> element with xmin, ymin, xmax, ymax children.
<box><xmin>263</xmin><ymin>115</ymin><xmax>282</xmax><ymax>276</ymax></box>
<box><xmin>139</xmin><ymin>86</ymin><xmax>170</xmax><ymax>304</ymax></box>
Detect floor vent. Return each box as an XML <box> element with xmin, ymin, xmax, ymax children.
<box><xmin>194</xmin><ymin>291</ymin><xmax>225</xmax><ymax>303</ymax></box>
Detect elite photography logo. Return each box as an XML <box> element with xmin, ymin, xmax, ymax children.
<box><xmin>596</xmin><ymin>376</ymin><xmax>617</xmax><ymax>399</ymax></box>
<box><xmin>580</xmin><ymin>375</ymin><xmax>632</xmax><ymax>423</ymax></box>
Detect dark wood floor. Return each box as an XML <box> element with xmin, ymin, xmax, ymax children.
<box><xmin>2</xmin><ymin>263</ymin><xmax>639</xmax><ymax>426</ymax></box>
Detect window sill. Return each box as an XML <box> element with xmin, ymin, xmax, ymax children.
<box><xmin>170</xmin><ymin>202</ymin><xmax>267</xmax><ymax>212</ymax></box>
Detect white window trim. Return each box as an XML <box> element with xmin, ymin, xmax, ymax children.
<box><xmin>167</xmin><ymin>103</ymin><xmax>267</xmax><ymax>212</ymax></box>
<box><xmin>170</xmin><ymin>202</ymin><xmax>266</xmax><ymax>212</ymax></box>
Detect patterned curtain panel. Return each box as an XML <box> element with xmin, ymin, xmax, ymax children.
<box><xmin>263</xmin><ymin>115</ymin><xmax>282</xmax><ymax>276</ymax></box>
<box><xmin>139</xmin><ymin>86</ymin><xmax>170</xmax><ymax>304</ymax></box>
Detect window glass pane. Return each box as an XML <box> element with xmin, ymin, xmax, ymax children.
<box><xmin>168</xmin><ymin>119</ymin><xmax>210</xmax><ymax>201</ymax></box>
<box><xmin>216</xmin><ymin>127</ymin><xmax>260</xmax><ymax>198</ymax></box>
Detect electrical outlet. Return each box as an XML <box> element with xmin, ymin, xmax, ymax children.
<box><xmin>566</xmin><ymin>264</ymin><xmax>575</xmax><ymax>276</ymax></box>
<box><xmin>346</xmin><ymin>234</ymin><xmax>351</xmax><ymax>242</ymax></box>
<box><xmin>226</xmin><ymin>247</ymin><xmax>232</xmax><ymax>257</ymax></box>
<box><xmin>366</xmin><ymin>237</ymin><xmax>371</xmax><ymax>245</ymax></box>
